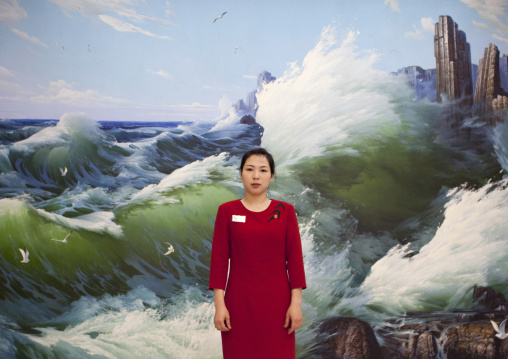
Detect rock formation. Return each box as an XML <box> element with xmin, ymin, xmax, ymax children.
<box><xmin>233</xmin><ymin>70</ymin><xmax>276</xmax><ymax>118</ymax></box>
<box><xmin>312</xmin><ymin>317</ymin><xmax>383</xmax><ymax>359</ymax></box>
<box><xmin>239</xmin><ymin>114</ymin><xmax>256</xmax><ymax>125</ymax></box>
<box><xmin>474</xmin><ymin>44</ymin><xmax>508</xmax><ymax>119</ymax></box>
<box><xmin>500</xmin><ymin>55</ymin><xmax>508</xmax><ymax>93</ymax></box>
<box><xmin>315</xmin><ymin>286</ymin><xmax>508</xmax><ymax>359</ymax></box>
<box><xmin>473</xmin><ymin>285</ymin><xmax>508</xmax><ymax>310</ymax></box>
<box><xmin>395</xmin><ymin>66</ymin><xmax>437</xmax><ymax>102</ymax></box>
<box><xmin>434</xmin><ymin>16</ymin><xmax>473</xmax><ymax>106</ymax></box>
<box><xmin>475</xmin><ymin>44</ymin><xmax>502</xmax><ymax>111</ymax></box>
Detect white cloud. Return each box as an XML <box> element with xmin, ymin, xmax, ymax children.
<box><xmin>404</xmin><ymin>24</ymin><xmax>424</xmax><ymax>40</ymax></box>
<box><xmin>48</xmin><ymin>0</ymin><xmax>177</xmax><ymax>26</ymax></box>
<box><xmin>421</xmin><ymin>17</ymin><xmax>435</xmax><ymax>32</ymax></box>
<box><xmin>0</xmin><ymin>0</ymin><xmax>27</xmax><ymax>27</ymax></box>
<box><xmin>165</xmin><ymin>1</ymin><xmax>176</xmax><ymax>18</ymax></box>
<box><xmin>147</xmin><ymin>69</ymin><xmax>171</xmax><ymax>80</ymax></box>
<box><xmin>10</xmin><ymin>28</ymin><xmax>48</xmax><ymax>47</ymax></box>
<box><xmin>32</xmin><ymin>80</ymin><xmax>128</xmax><ymax>107</ymax></box>
<box><xmin>0</xmin><ymin>65</ymin><xmax>13</xmax><ymax>77</ymax></box>
<box><xmin>99</xmin><ymin>14</ymin><xmax>172</xmax><ymax>40</ymax></box>
<box><xmin>460</xmin><ymin>0</ymin><xmax>508</xmax><ymax>36</ymax></box>
<box><xmin>384</xmin><ymin>0</ymin><xmax>400</xmax><ymax>12</ymax></box>
<box><xmin>492</xmin><ymin>33</ymin><xmax>508</xmax><ymax>44</ymax></box>
<box><xmin>472</xmin><ymin>19</ymin><xmax>489</xmax><ymax>29</ymax></box>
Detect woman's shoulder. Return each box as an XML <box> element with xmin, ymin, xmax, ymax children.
<box><xmin>270</xmin><ymin>199</ymin><xmax>295</xmax><ymax>211</ymax></box>
<box><xmin>218</xmin><ymin>199</ymin><xmax>241</xmax><ymax>210</ymax></box>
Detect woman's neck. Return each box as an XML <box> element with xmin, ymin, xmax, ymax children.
<box><xmin>241</xmin><ymin>194</ymin><xmax>271</xmax><ymax>212</ymax></box>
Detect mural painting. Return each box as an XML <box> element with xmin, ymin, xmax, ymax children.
<box><xmin>1</xmin><ymin>0</ymin><xmax>508</xmax><ymax>358</ymax></box>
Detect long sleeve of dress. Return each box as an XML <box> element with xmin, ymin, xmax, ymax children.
<box><xmin>208</xmin><ymin>204</ymin><xmax>230</xmax><ymax>290</ymax></box>
<box><xmin>285</xmin><ymin>204</ymin><xmax>307</xmax><ymax>290</ymax></box>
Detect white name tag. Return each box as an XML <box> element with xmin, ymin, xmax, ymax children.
<box><xmin>232</xmin><ymin>215</ymin><xmax>246</xmax><ymax>223</ymax></box>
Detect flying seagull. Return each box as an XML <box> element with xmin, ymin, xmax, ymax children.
<box><xmin>52</xmin><ymin>230</ymin><xmax>73</xmax><ymax>243</ymax></box>
<box><xmin>56</xmin><ymin>42</ymin><xmax>65</xmax><ymax>50</ymax></box>
<box><xmin>214</xmin><ymin>12</ymin><xmax>227</xmax><ymax>23</ymax></box>
<box><xmin>87</xmin><ymin>44</ymin><xmax>91</xmax><ymax>52</ymax></box>
<box><xmin>60</xmin><ymin>167</ymin><xmax>67</xmax><ymax>176</ymax></box>
<box><xmin>19</xmin><ymin>248</ymin><xmax>30</xmax><ymax>263</ymax></box>
<box><xmin>491</xmin><ymin>319</ymin><xmax>508</xmax><ymax>340</ymax></box>
<box><xmin>234</xmin><ymin>46</ymin><xmax>243</xmax><ymax>54</ymax></box>
<box><xmin>164</xmin><ymin>242</ymin><xmax>175</xmax><ymax>255</ymax></box>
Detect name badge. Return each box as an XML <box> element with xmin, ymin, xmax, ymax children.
<box><xmin>232</xmin><ymin>215</ymin><xmax>246</xmax><ymax>223</ymax></box>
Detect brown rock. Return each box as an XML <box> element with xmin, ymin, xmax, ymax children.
<box><xmin>473</xmin><ymin>285</ymin><xmax>508</xmax><ymax>310</ymax></box>
<box><xmin>416</xmin><ymin>332</ymin><xmax>438</xmax><ymax>359</ymax></box>
<box><xmin>441</xmin><ymin>321</ymin><xmax>508</xmax><ymax>359</ymax></box>
<box><xmin>474</xmin><ymin>44</ymin><xmax>504</xmax><ymax>114</ymax></box>
<box><xmin>314</xmin><ymin>317</ymin><xmax>383</xmax><ymax>359</ymax></box>
<box><xmin>434</xmin><ymin>16</ymin><xmax>473</xmax><ymax>105</ymax></box>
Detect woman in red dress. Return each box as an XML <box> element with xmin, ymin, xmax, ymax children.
<box><xmin>209</xmin><ymin>148</ymin><xmax>307</xmax><ymax>359</ymax></box>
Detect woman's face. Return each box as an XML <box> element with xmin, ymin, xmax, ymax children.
<box><xmin>240</xmin><ymin>155</ymin><xmax>274</xmax><ymax>197</ymax></box>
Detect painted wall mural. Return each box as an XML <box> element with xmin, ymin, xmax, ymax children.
<box><xmin>1</xmin><ymin>1</ymin><xmax>508</xmax><ymax>358</ymax></box>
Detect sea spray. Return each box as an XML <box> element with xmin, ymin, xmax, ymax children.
<box><xmin>257</xmin><ymin>26</ymin><xmax>407</xmax><ymax>168</ymax></box>
<box><xmin>356</xmin><ymin>178</ymin><xmax>508</xmax><ymax>318</ymax></box>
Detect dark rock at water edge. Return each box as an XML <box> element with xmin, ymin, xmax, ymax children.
<box><xmin>473</xmin><ymin>285</ymin><xmax>508</xmax><ymax>310</ymax></box>
<box><xmin>310</xmin><ymin>317</ymin><xmax>383</xmax><ymax>359</ymax></box>
<box><xmin>239</xmin><ymin>115</ymin><xmax>256</xmax><ymax>125</ymax></box>
<box><xmin>442</xmin><ymin>321</ymin><xmax>508</xmax><ymax>359</ymax></box>
<box><xmin>313</xmin><ymin>286</ymin><xmax>508</xmax><ymax>359</ymax></box>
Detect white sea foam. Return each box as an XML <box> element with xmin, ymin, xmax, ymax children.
<box><xmin>358</xmin><ymin>179</ymin><xmax>508</xmax><ymax>315</ymax></box>
<box><xmin>35</xmin><ymin>208</ymin><xmax>123</xmax><ymax>238</ymax></box>
<box><xmin>27</xmin><ymin>286</ymin><xmax>222</xmax><ymax>359</ymax></box>
<box><xmin>256</xmin><ymin>26</ymin><xmax>409</xmax><ymax>167</ymax></box>
<box><xmin>11</xmin><ymin>113</ymin><xmax>105</xmax><ymax>154</ymax></box>
<box><xmin>131</xmin><ymin>152</ymin><xmax>234</xmax><ymax>203</ymax></box>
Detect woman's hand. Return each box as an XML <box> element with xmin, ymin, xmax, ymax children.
<box><xmin>214</xmin><ymin>304</ymin><xmax>232</xmax><ymax>331</ymax></box>
<box><xmin>284</xmin><ymin>303</ymin><xmax>302</xmax><ymax>334</ymax></box>
<box><xmin>284</xmin><ymin>287</ymin><xmax>303</xmax><ymax>334</ymax></box>
<box><xmin>213</xmin><ymin>288</ymin><xmax>231</xmax><ymax>331</ymax></box>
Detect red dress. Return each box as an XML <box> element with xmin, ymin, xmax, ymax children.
<box><xmin>209</xmin><ymin>199</ymin><xmax>307</xmax><ymax>359</ymax></box>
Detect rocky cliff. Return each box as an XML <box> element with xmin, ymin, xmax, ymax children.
<box><xmin>474</xmin><ymin>44</ymin><xmax>508</xmax><ymax>117</ymax></box>
<box><xmin>434</xmin><ymin>16</ymin><xmax>473</xmax><ymax>106</ymax></box>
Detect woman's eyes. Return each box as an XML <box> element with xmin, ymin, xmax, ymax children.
<box><xmin>245</xmin><ymin>168</ymin><xmax>268</xmax><ymax>173</ymax></box>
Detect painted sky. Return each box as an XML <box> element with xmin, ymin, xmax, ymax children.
<box><xmin>0</xmin><ymin>0</ymin><xmax>507</xmax><ymax>122</ymax></box>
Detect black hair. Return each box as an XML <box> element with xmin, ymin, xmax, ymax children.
<box><xmin>239</xmin><ymin>148</ymin><xmax>275</xmax><ymax>175</ymax></box>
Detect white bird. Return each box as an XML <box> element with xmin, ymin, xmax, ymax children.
<box><xmin>19</xmin><ymin>248</ymin><xmax>30</xmax><ymax>263</ymax></box>
<box><xmin>234</xmin><ymin>46</ymin><xmax>243</xmax><ymax>54</ymax></box>
<box><xmin>164</xmin><ymin>242</ymin><xmax>175</xmax><ymax>255</ymax></box>
<box><xmin>87</xmin><ymin>44</ymin><xmax>91</xmax><ymax>52</ymax></box>
<box><xmin>491</xmin><ymin>319</ymin><xmax>508</xmax><ymax>339</ymax></box>
<box><xmin>213</xmin><ymin>11</ymin><xmax>227</xmax><ymax>23</ymax></box>
<box><xmin>52</xmin><ymin>230</ymin><xmax>73</xmax><ymax>243</ymax></box>
<box><xmin>60</xmin><ymin>167</ymin><xmax>67</xmax><ymax>176</ymax></box>
<box><xmin>56</xmin><ymin>42</ymin><xmax>65</xmax><ymax>50</ymax></box>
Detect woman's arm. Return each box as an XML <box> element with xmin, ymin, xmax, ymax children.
<box><xmin>213</xmin><ymin>288</ymin><xmax>231</xmax><ymax>331</ymax></box>
<box><xmin>284</xmin><ymin>287</ymin><xmax>303</xmax><ymax>334</ymax></box>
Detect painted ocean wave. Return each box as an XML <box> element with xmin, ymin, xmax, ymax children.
<box><xmin>1</xmin><ymin>25</ymin><xmax>508</xmax><ymax>358</ymax></box>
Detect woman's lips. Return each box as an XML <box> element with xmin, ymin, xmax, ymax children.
<box><xmin>251</xmin><ymin>183</ymin><xmax>260</xmax><ymax>188</ymax></box>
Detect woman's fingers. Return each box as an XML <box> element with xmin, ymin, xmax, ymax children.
<box><xmin>283</xmin><ymin>314</ymin><xmax>290</xmax><ymax>328</ymax></box>
<box><xmin>288</xmin><ymin>317</ymin><xmax>302</xmax><ymax>334</ymax></box>
<box><xmin>215</xmin><ymin>318</ymin><xmax>231</xmax><ymax>331</ymax></box>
